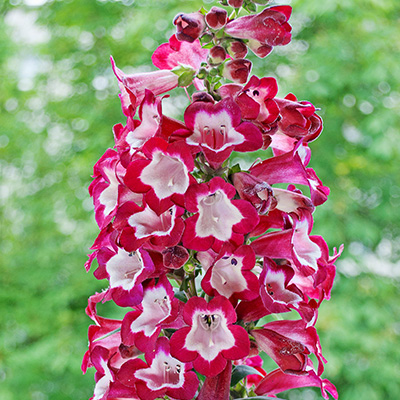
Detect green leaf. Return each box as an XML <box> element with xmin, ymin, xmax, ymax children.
<box><xmin>174</xmin><ymin>290</ymin><xmax>188</xmax><ymax>303</ymax></box>
<box><xmin>178</xmin><ymin>70</ymin><xmax>196</xmax><ymax>87</ymax></box>
<box><xmin>230</xmin><ymin>365</ymin><xmax>263</xmax><ymax>387</ymax></box>
<box><xmin>229</xmin><ymin>163</ymin><xmax>242</xmax><ymax>175</ymax></box>
<box><xmin>199</xmin><ymin>6</ymin><xmax>208</xmax><ymax>15</ymax></box>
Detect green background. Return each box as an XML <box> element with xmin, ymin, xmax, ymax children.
<box><xmin>0</xmin><ymin>0</ymin><xmax>399</xmax><ymax>399</ymax></box>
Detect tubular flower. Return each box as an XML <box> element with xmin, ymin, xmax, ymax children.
<box><xmin>169</xmin><ymin>296</ymin><xmax>250</xmax><ymax>377</ymax></box>
<box><xmin>183</xmin><ymin>97</ymin><xmax>263</xmax><ymax>168</ymax></box>
<box><xmin>225</xmin><ymin>6</ymin><xmax>292</xmax><ymax>57</ymax></box>
<box><xmin>117</xmin><ymin>337</ymin><xmax>199</xmax><ymax>400</ymax></box>
<box><xmin>121</xmin><ymin>277</ymin><xmax>182</xmax><ymax>353</ymax></box>
<box><xmin>124</xmin><ymin>137</ymin><xmax>194</xmax><ymax>213</ymax></box>
<box><xmin>201</xmin><ymin>244</ymin><xmax>259</xmax><ymax>301</ymax></box>
<box><xmin>182</xmin><ymin>177</ymin><xmax>259</xmax><ymax>251</ymax></box>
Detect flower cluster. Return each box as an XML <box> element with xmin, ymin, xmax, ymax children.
<box><xmin>83</xmin><ymin>2</ymin><xmax>342</xmax><ymax>399</ymax></box>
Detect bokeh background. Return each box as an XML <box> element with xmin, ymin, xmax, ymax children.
<box><xmin>1</xmin><ymin>0</ymin><xmax>399</xmax><ymax>399</ymax></box>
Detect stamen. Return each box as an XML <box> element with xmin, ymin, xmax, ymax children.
<box><xmin>199</xmin><ymin>313</ymin><xmax>220</xmax><ymax>330</ymax></box>
<box><xmin>231</xmin><ymin>258</ymin><xmax>237</xmax><ymax>266</ymax></box>
<box><xmin>266</xmin><ymin>283</ymin><xmax>274</xmax><ymax>296</ymax></box>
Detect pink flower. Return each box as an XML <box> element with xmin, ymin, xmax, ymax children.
<box><xmin>182</xmin><ymin>177</ymin><xmax>259</xmax><ymax>251</ymax></box>
<box><xmin>183</xmin><ymin>97</ymin><xmax>263</xmax><ymax>168</ymax></box>
<box><xmin>99</xmin><ymin>246</ymin><xmax>155</xmax><ymax>307</ymax></box>
<box><xmin>111</xmin><ymin>57</ymin><xmax>178</xmax><ymax>114</ymax></box>
<box><xmin>225</xmin><ymin>6</ymin><xmax>292</xmax><ymax>57</ymax></box>
<box><xmin>228</xmin><ymin>0</ymin><xmax>244</xmax><ymax>7</ymax></box>
<box><xmin>251</xmin><ymin>214</ymin><xmax>324</xmax><ymax>275</ymax></box>
<box><xmin>227</xmin><ymin>40</ymin><xmax>248</xmax><ymax>59</ymax></box>
<box><xmin>89</xmin><ymin>149</ymin><xmax>125</xmax><ymax>229</ymax></box>
<box><xmin>118</xmin><ymin>337</ymin><xmax>199</xmax><ymax>400</ymax></box>
<box><xmin>251</xmin><ymin>318</ymin><xmax>327</xmax><ymax>375</ymax></box>
<box><xmin>152</xmin><ymin>34</ymin><xmax>208</xmax><ymax>72</ymax></box>
<box><xmin>250</xmin><ymin>144</ymin><xmax>330</xmax><ymax>206</ymax></box>
<box><xmin>232</xmin><ymin>172</ymin><xmax>315</xmax><ymax>217</ymax></box>
<box><xmin>259</xmin><ymin>258</ymin><xmax>318</xmax><ymax>324</ymax></box>
<box><xmin>208</xmin><ymin>45</ymin><xmax>227</xmax><ymax>66</ymax></box>
<box><xmin>268</xmin><ymin>93</ymin><xmax>323</xmax><ymax>155</ymax></box>
<box><xmin>169</xmin><ymin>296</ymin><xmax>250</xmax><ymax>377</ymax></box>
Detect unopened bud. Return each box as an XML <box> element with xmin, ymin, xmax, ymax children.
<box><xmin>227</xmin><ymin>40</ymin><xmax>248</xmax><ymax>59</ymax></box>
<box><xmin>192</xmin><ymin>92</ymin><xmax>215</xmax><ymax>103</ymax></box>
<box><xmin>205</xmin><ymin>6</ymin><xmax>228</xmax><ymax>30</ymax></box>
<box><xmin>228</xmin><ymin>0</ymin><xmax>244</xmax><ymax>8</ymax></box>
<box><xmin>197</xmin><ymin>67</ymin><xmax>208</xmax><ymax>79</ymax></box>
<box><xmin>208</xmin><ymin>45</ymin><xmax>227</xmax><ymax>65</ymax></box>
<box><xmin>223</xmin><ymin>59</ymin><xmax>252</xmax><ymax>84</ymax></box>
<box><xmin>173</xmin><ymin>12</ymin><xmax>206</xmax><ymax>43</ymax></box>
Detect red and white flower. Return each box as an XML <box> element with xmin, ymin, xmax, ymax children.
<box><xmin>170</xmin><ymin>296</ymin><xmax>250</xmax><ymax>377</ymax></box>
<box><xmin>182</xmin><ymin>97</ymin><xmax>263</xmax><ymax>168</ymax></box>
<box><xmin>124</xmin><ymin>137</ymin><xmax>194</xmax><ymax>213</ymax></box>
<box><xmin>121</xmin><ymin>277</ymin><xmax>182</xmax><ymax>353</ymax></box>
<box><xmin>118</xmin><ymin>337</ymin><xmax>199</xmax><ymax>400</ymax></box>
<box><xmin>182</xmin><ymin>177</ymin><xmax>259</xmax><ymax>251</ymax></box>
<box><xmin>201</xmin><ymin>244</ymin><xmax>259</xmax><ymax>302</ymax></box>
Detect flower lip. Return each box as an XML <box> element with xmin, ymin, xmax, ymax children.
<box><xmin>128</xmin><ymin>206</ymin><xmax>176</xmax><ymax>239</ymax></box>
<box><xmin>184</xmin><ymin>309</ymin><xmax>235</xmax><ymax>362</ymax></box>
<box><xmin>195</xmin><ymin>189</ymin><xmax>243</xmax><ymax>241</ymax></box>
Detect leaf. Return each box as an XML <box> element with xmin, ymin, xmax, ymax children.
<box><xmin>229</xmin><ymin>163</ymin><xmax>242</xmax><ymax>175</ymax></box>
<box><xmin>230</xmin><ymin>365</ymin><xmax>263</xmax><ymax>387</ymax></box>
<box><xmin>174</xmin><ymin>290</ymin><xmax>188</xmax><ymax>303</ymax></box>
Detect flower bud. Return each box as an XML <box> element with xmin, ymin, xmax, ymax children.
<box><xmin>247</xmin><ymin>39</ymin><xmax>273</xmax><ymax>58</ymax></box>
<box><xmin>227</xmin><ymin>40</ymin><xmax>248</xmax><ymax>59</ymax></box>
<box><xmin>162</xmin><ymin>246</ymin><xmax>190</xmax><ymax>269</ymax></box>
<box><xmin>205</xmin><ymin>6</ymin><xmax>228</xmax><ymax>30</ymax></box>
<box><xmin>192</xmin><ymin>91</ymin><xmax>215</xmax><ymax>103</ymax></box>
<box><xmin>228</xmin><ymin>0</ymin><xmax>244</xmax><ymax>8</ymax></box>
<box><xmin>173</xmin><ymin>12</ymin><xmax>206</xmax><ymax>43</ymax></box>
<box><xmin>223</xmin><ymin>59</ymin><xmax>252</xmax><ymax>84</ymax></box>
<box><xmin>208</xmin><ymin>45</ymin><xmax>227</xmax><ymax>65</ymax></box>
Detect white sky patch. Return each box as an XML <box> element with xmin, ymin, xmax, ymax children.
<box><xmin>5</xmin><ymin>9</ymin><xmax>50</xmax><ymax>45</ymax></box>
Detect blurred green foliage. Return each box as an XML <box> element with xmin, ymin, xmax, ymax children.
<box><xmin>0</xmin><ymin>0</ymin><xmax>399</xmax><ymax>399</ymax></box>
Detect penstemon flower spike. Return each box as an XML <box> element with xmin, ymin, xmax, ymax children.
<box><xmin>83</xmin><ymin>1</ymin><xmax>343</xmax><ymax>399</ymax></box>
